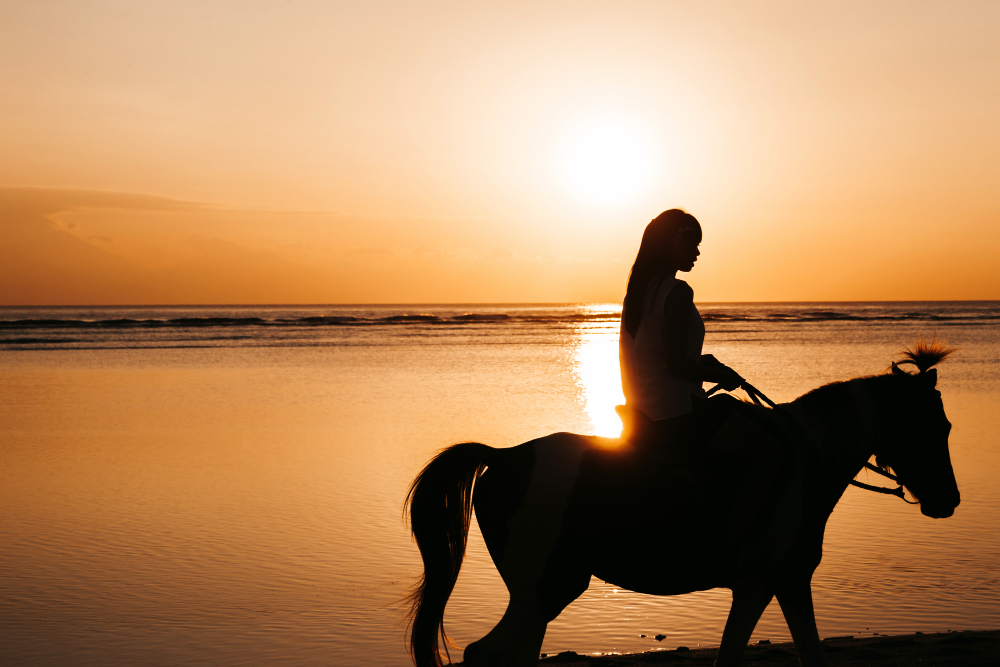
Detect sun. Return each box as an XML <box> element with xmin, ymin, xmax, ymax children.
<box><xmin>555</xmin><ymin>115</ymin><xmax>657</xmax><ymax>206</ymax></box>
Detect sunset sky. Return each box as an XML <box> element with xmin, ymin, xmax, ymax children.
<box><xmin>2</xmin><ymin>1</ymin><xmax>999</xmax><ymax>304</ymax></box>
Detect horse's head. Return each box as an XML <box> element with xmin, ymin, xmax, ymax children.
<box><xmin>874</xmin><ymin>342</ymin><xmax>960</xmax><ymax>518</ymax></box>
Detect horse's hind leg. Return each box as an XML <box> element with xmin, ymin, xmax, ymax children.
<box><xmin>463</xmin><ymin>595</ymin><xmax>547</xmax><ymax>667</ymax></box>
<box><xmin>463</xmin><ymin>516</ymin><xmax>591</xmax><ymax>665</ymax></box>
<box><xmin>466</xmin><ymin>434</ymin><xmax>591</xmax><ymax>666</ymax></box>
<box><xmin>776</xmin><ymin>577</ymin><xmax>828</xmax><ymax>667</ymax></box>
<box><xmin>714</xmin><ymin>579</ymin><xmax>774</xmax><ymax>666</ymax></box>
<box><xmin>464</xmin><ymin>516</ymin><xmax>592</xmax><ymax>667</ymax></box>
<box><xmin>463</xmin><ymin>564</ymin><xmax>590</xmax><ymax>667</ymax></box>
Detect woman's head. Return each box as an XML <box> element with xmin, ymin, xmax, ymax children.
<box><xmin>623</xmin><ymin>209</ymin><xmax>702</xmax><ymax>337</ymax></box>
<box><xmin>637</xmin><ymin>209</ymin><xmax>702</xmax><ymax>271</ymax></box>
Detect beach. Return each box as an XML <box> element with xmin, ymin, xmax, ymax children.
<box><xmin>534</xmin><ymin>631</ymin><xmax>1000</xmax><ymax>666</ymax></box>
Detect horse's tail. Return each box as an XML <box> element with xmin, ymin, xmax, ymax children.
<box><xmin>404</xmin><ymin>442</ymin><xmax>494</xmax><ymax>667</ymax></box>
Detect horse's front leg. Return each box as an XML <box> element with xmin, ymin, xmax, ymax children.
<box><xmin>776</xmin><ymin>577</ymin><xmax>828</xmax><ymax>667</ymax></box>
<box><xmin>714</xmin><ymin>579</ymin><xmax>773</xmax><ymax>667</ymax></box>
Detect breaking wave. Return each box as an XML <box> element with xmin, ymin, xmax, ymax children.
<box><xmin>2</xmin><ymin>308</ymin><xmax>999</xmax><ymax>332</ymax></box>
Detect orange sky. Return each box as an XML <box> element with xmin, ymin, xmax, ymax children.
<box><xmin>2</xmin><ymin>1</ymin><xmax>999</xmax><ymax>305</ymax></box>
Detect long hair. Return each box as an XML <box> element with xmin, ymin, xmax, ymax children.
<box><xmin>622</xmin><ymin>209</ymin><xmax>701</xmax><ymax>337</ymax></box>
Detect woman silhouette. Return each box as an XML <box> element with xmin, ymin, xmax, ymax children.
<box><xmin>619</xmin><ymin>209</ymin><xmax>742</xmax><ymax>439</ymax></box>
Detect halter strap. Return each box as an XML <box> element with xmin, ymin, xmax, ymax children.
<box><xmin>849</xmin><ymin>478</ymin><xmax>912</xmax><ymax>501</ymax></box>
<box><xmin>847</xmin><ymin>383</ymin><xmax>918</xmax><ymax>503</ymax></box>
<box><xmin>862</xmin><ymin>461</ymin><xmax>899</xmax><ymax>483</ymax></box>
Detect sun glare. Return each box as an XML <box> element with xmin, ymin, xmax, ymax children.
<box><xmin>556</xmin><ymin>116</ymin><xmax>656</xmax><ymax>206</ymax></box>
<box><xmin>573</xmin><ymin>316</ymin><xmax>626</xmax><ymax>438</ymax></box>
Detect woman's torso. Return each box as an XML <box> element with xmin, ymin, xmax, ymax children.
<box><xmin>619</xmin><ymin>274</ymin><xmax>705</xmax><ymax>421</ymax></box>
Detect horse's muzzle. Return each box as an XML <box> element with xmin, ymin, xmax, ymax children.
<box><xmin>920</xmin><ymin>490</ymin><xmax>960</xmax><ymax>518</ymax></box>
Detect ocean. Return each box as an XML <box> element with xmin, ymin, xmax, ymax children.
<box><xmin>2</xmin><ymin>302</ymin><xmax>999</xmax><ymax>665</ymax></box>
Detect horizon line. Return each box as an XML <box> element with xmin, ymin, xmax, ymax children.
<box><xmin>2</xmin><ymin>299</ymin><xmax>999</xmax><ymax>309</ymax></box>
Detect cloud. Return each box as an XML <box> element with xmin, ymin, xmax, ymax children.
<box><xmin>411</xmin><ymin>246</ymin><xmax>449</xmax><ymax>258</ymax></box>
<box><xmin>346</xmin><ymin>246</ymin><xmax>394</xmax><ymax>257</ymax></box>
<box><xmin>410</xmin><ymin>246</ymin><xmax>480</xmax><ymax>260</ymax></box>
<box><xmin>154</xmin><ymin>236</ymin><xmax>331</xmax><ymax>304</ymax></box>
<box><xmin>0</xmin><ymin>187</ymin><xmax>208</xmax><ymax>218</ymax></box>
<box><xmin>489</xmin><ymin>247</ymin><xmax>516</xmax><ymax>260</ymax></box>
<box><xmin>181</xmin><ymin>234</ymin><xmax>234</xmax><ymax>252</ymax></box>
<box><xmin>0</xmin><ymin>208</ymin><xmax>154</xmax><ymax>305</ymax></box>
<box><xmin>0</xmin><ymin>197</ymin><xmax>340</xmax><ymax>304</ymax></box>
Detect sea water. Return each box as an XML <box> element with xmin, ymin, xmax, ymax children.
<box><xmin>1</xmin><ymin>302</ymin><xmax>999</xmax><ymax>665</ymax></box>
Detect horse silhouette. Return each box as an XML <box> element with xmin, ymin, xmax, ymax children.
<box><xmin>405</xmin><ymin>342</ymin><xmax>960</xmax><ymax>667</ymax></box>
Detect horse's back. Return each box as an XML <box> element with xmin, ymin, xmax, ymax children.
<box><xmin>473</xmin><ymin>403</ymin><xmax>805</xmax><ymax>595</ymax></box>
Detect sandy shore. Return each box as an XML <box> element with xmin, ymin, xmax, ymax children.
<box><xmin>529</xmin><ymin>630</ymin><xmax>1000</xmax><ymax>666</ymax></box>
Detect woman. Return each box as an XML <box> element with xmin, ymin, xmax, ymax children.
<box><xmin>619</xmin><ymin>209</ymin><xmax>742</xmax><ymax>439</ymax></box>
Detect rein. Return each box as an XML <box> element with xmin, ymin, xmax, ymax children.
<box><xmin>707</xmin><ymin>381</ymin><xmax>918</xmax><ymax>504</ymax></box>
<box><xmin>705</xmin><ymin>381</ymin><xmax>775</xmax><ymax>408</ymax></box>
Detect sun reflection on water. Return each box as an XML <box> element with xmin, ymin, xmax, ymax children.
<box><xmin>572</xmin><ymin>305</ymin><xmax>626</xmax><ymax>438</ymax></box>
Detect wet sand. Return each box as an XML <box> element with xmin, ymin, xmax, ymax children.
<box><xmin>531</xmin><ymin>630</ymin><xmax>1000</xmax><ymax>666</ymax></box>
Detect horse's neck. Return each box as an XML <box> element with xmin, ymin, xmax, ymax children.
<box><xmin>784</xmin><ymin>379</ymin><xmax>879</xmax><ymax>490</ymax></box>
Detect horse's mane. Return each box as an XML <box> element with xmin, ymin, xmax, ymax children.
<box><xmin>895</xmin><ymin>338</ymin><xmax>955</xmax><ymax>374</ymax></box>
<box><xmin>792</xmin><ymin>339</ymin><xmax>954</xmax><ymax>404</ymax></box>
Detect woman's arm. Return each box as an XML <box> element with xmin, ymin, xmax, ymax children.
<box><xmin>663</xmin><ymin>281</ymin><xmax>743</xmax><ymax>390</ymax></box>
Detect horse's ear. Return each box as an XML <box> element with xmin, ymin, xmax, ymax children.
<box><xmin>891</xmin><ymin>362</ymin><xmax>907</xmax><ymax>376</ymax></box>
<box><xmin>921</xmin><ymin>368</ymin><xmax>938</xmax><ymax>387</ymax></box>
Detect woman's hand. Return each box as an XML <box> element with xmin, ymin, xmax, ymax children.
<box><xmin>701</xmin><ymin>354</ymin><xmax>744</xmax><ymax>391</ymax></box>
<box><xmin>716</xmin><ymin>365</ymin><xmax>744</xmax><ymax>391</ymax></box>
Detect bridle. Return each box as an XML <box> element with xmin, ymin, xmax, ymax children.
<box><xmin>850</xmin><ymin>463</ymin><xmax>915</xmax><ymax>503</ymax></box>
<box><xmin>707</xmin><ymin>380</ymin><xmax>918</xmax><ymax>504</ymax></box>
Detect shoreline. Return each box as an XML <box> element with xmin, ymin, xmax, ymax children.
<box><xmin>529</xmin><ymin>630</ymin><xmax>1000</xmax><ymax>666</ymax></box>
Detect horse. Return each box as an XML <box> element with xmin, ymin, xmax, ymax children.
<box><xmin>404</xmin><ymin>342</ymin><xmax>960</xmax><ymax>667</ymax></box>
